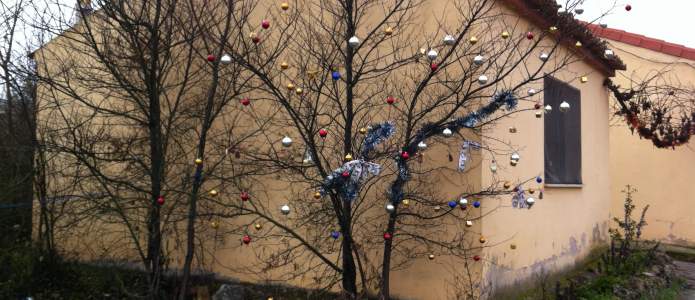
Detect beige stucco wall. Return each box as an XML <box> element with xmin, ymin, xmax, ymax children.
<box><xmin>608</xmin><ymin>41</ymin><xmax>695</xmax><ymax>247</ymax></box>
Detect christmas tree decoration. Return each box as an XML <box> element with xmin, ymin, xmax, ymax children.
<box><xmin>341</xmin><ymin>170</ymin><xmax>351</xmax><ymax>178</ymax></box>
<box><xmin>211</xmin><ymin>221</ymin><xmax>219</xmax><ymax>229</ymax></box>
<box><xmin>459</xmin><ymin>197</ymin><xmax>468</xmax><ymax>207</ymax></box>
<box><xmin>501</xmin><ymin>31</ymin><xmax>510</xmax><ymax>39</ymax></box>
<box><xmin>469</xmin><ymin>36</ymin><xmax>478</xmax><ymax>44</ymax></box>
<box><xmin>604</xmin><ymin>49</ymin><xmax>614</xmax><ymax>58</ymax></box>
<box><xmin>528</xmin><ymin>88</ymin><xmax>537</xmax><ymax>96</ymax></box>
<box><xmin>473</xmin><ymin>55</ymin><xmax>485</xmax><ymax>65</ymax></box>
<box><xmin>526</xmin><ymin>31</ymin><xmax>534</xmax><ymax>40</ymax></box>
<box><xmin>600</xmin><ymin>22</ymin><xmax>608</xmax><ymax>28</ymax></box>
<box><xmin>526</xmin><ymin>197</ymin><xmax>535</xmax><ymax>207</ymax></box>
<box><xmin>466</xmin><ymin>220</ymin><xmax>473</xmax><ymax>227</ymax></box>
<box><xmin>478</xmin><ymin>75</ymin><xmax>488</xmax><ymax>84</ymax></box>
<box><xmin>549</xmin><ymin>26</ymin><xmax>558</xmax><ymax>33</ymax></box>
<box><xmin>261</xmin><ymin>19</ymin><xmax>270</xmax><ymax>29</ymax></box>
<box><xmin>458</xmin><ymin>141</ymin><xmax>480</xmax><ymax>172</ymax></box>
<box><xmin>539</xmin><ymin>52</ymin><xmax>549</xmax><ymax>62</ymax></box>
<box><xmin>400</xmin><ymin>151</ymin><xmax>410</xmax><ymax>160</ymax></box>
<box><xmin>281</xmin><ymin>136</ymin><xmax>293</xmax><ymax>147</ymax></box>
<box><xmin>209</xmin><ymin>190</ymin><xmax>218</xmax><ymax>197</ymax></box>
<box><xmin>544</xmin><ymin>104</ymin><xmax>552</xmax><ymax>114</ymax></box>
<box><xmin>286</xmin><ymin>83</ymin><xmax>295</xmax><ymax>90</ymax></box>
<box><xmin>241</xmin><ymin>191</ymin><xmax>250</xmax><ymax>201</ymax></box>
<box><xmin>510</xmin><ymin>243</ymin><xmax>517</xmax><ymax>250</ymax></box>
<box><xmin>490</xmin><ymin>160</ymin><xmax>497</xmax><ymax>173</ymax></box>
<box><xmin>534</xmin><ymin>102</ymin><xmax>542</xmax><ymax>109</ymax></box>
<box><xmin>443</xmin><ymin>34</ymin><xmax>456</xmax><ymax>45</ymax></box>
<box><xmin>535</xmin><ymin>111</ymin><xmax>542</xmax><ymax>118</ymax></box>
<box><xmin>250</xmin><ymin>32</ymin><xmax>261</xmax><ymax>44</ymax></box>
<box><xmin>575</xmin><ymin>41</ymin><xmax>582</xmax><ymax>48</ymax></box>
<box><xmin>319</xmin><ymin>129</ymin><xmax>328</xmax><ymax>138</ymax></box>
<box><xmin>295</xmin><ymin>87</ymin><xmax>303</xmax><ymax>95</ymax></box>
<box><xmin>359</xmin><ymin>127</ymin><xmax>367</xmax><ymax>134</ymax></box>
<box><xmin>314</xmin><ymin>191</ymin><xmax>322</xmax><ymax>199</ymax></box>
<box><xmin>509</xmin><ymin>126</ymin><xmax>517</xmax><ymax>133</ymax></box>
<box><xmin>434</xmin><ymin>205</ymin><xmax>441</xmax><ymax>212</ymax></box>
<box><xmin>528</xmin><ymin>187</ymin><xmax>535</xmax><ymax>194</ymax></box>
<box><xmin>280</xmin><ymin>204</ymin><xmax>291</xmax><ymax>215</ymax></box>
<box><xmin>348</xmin><ymin>36</ymin><xmax>360</xmax><ymax>48</ymax></box>
<box><xmin>430</xmin><ymin>62</ymin><xmax>439</xmax><ymax>71</ymax></box>
<box><xmin>383</xmin><ymin>232</ymin><xmax>392</xmax><ymax>240</ymax></box>
<box><xmin>503</xmin><ymin>181</ymin><xmax>511</xmax><ymax>189</ymax></box>
<box><xmin>473</xmin><ymin>255</ymin><xmax>481</xmax><ymax>261</ymax></box>
<box><xmin>280</xmin><ymin>62</ymin><xmax>289</xmax><ymax>69</ymax></box>
<box><xmin>280</xmin><ymin>2</ymin><xmax>289</xmax><ymax>10</ymax></box>
<box><xmin>402</xmin><ymin>199</ymin><xmax>410</xmax><ymax>207</ymax></box>
<box><xmin>536</xmin><ymin>176</ymin><xmax>543</xmax><ymax>183</ymax></box>
<box><xmin>417</xmin><ymin>141</ymin><xmax>427</xmax><ymax>150</ymax></box>
<box><xmin>510</xmin><ymin>152</ymin><xmax>520</xmax><ymax>166</ymax></box>
<box><xmin>240</xmin><ymin>98</ymin><xmax>250</xmax><ymax>106</ymax></box>
<box><xmin>195</xmin><ymin>158</ymin><xmax>203</xmax><ymax>165</ymax></box>
<box><xmin>448</xmin><ymin>201</ymin><xmax>457</xmax><ymax>208</ymax></box>
<box><xmin>331</xmin><ymin>71</ymin><xmax>341</xmax><ymax>80</ymax></box>
<box><xmin>207</xmin><ymin>54</ymin><xmax>216</xmax><ymax>62</ymax></box>
<box><xmin>386</xmin><ymin>96</ymin><xmax>396</xmax><ymax>105</ymax></box>
<box><xmin>344</xmin><ymin>153</ymin><xmax>353</xmax><ymax>161</ymax></box>
<box><xmin>575</xmin><ymin>6</ymin><xmax>584</xmax><ymax>14</ymax></box>
<box><xmin>254</xmin><ymin>223</ymin><xmax>262</xmax><ymax>230</ymax></box>
<box><xmin>242</xmin><ymin>235</ymin><xmax>251</xmax><ymax>245</ymax></box>
<box><xmin>479</xmin><ymin>236</ymin><xmax>486</xmax><ymax>243</ymax></box>
<box><xmin>331</xmin><ymin>231</ymin><xmax>340</xmax><ymax>239</ymax></box>
<box><xmin>428</xmin><ymin>254</ymin><xmax>436</xmax><ymax>260</ymax></box>
<box><xmin>625</xmin><ymin>4</ymin><xmax>632</xmax><ymax>11</ymax></box>
<box><xmin>384</xmin><ymin>26</ymin><xmax>394</xmax><ymax>35</ymax></box>
<box><xmin>220</xmin><ymin>54</ymin><xmax>232</xmax><ymax>64</ymax></box>
<box><xmin>473</xmin><ymin>201</ymin><xmax>481</xmax><ymax>208</ymax></box>
<box><xmin>559</xmin><ymin>101</ymin><xmax>570</xmax><ymax>112</ymax></box>
<box><xmin>427</xmin><ymin>49</ymin><xmax>438</xmax><ymax>61</ymax></box>
<box><xmin>385</xmin><ymin>203</ymin><xmax>395</xmax><ymax>213</ymax></box>
<box><xmin>156</xmin><ymin>196</ymin><xmax>165</xmax><ymax>205</ymax></box>
<box><xmin>442</xmin><ymin>128</ymin><xmax>453</xmax><ymax>137</ymax></box>
<box><xmin>360</xmin><ymin>122</ymin><xmax>395</xmax><ymax>157</ymax></box>
<box><xmin>580</xmin><ymin>76</ymin><xmax>588</xmax><ymax>83</ymax></box>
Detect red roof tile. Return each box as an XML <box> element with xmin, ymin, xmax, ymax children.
<box><xmin>586</xmin><ymin>23</ymin><xmax>695</xmax><ymax>61</ymax></box>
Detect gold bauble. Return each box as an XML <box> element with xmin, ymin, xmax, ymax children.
<box><xmin>402</xmin><ymin>199</ymin><xmax>410</xmax><ymax>207</ymax></box>
<box><xmin>384</xmin><ymin>26</ymin><xmax>393</xmax><ymax>35</ymax></box>
<box><xmin>434</xmin><ymin>205</ymin><xmax>441</xmax><ymax>212</ymax></box>
<box><xmin>580</xmin><ymin>76</ymin><xmax>588</xmax><ymax>83</ymax></box>
<box><xmin>280</xmin><ymin>62</ymin><xmax>289</xmax><ymax>70</ymax></box>
<box><xmin>249</xmin><ymin>32</ymin><xmax>257</xmax><ymax>39</ymax></box>
<box><xmin>295</xmin><ymin>87</ymin><xmax>303</xmax><ymax>95</ymax></box>
<box><xmin>503</xmin><ymin>181</ymin><xmax>511</xmax><ymax>189</ymax></box>
<box><xmin>428</xmin><ymin>254</ymin><xmax>435</xmax><ymax>260</ymax></box>
<box><xmin>510</xmin><ymin>243</ymin><xmax>517</xmax><ymax>250</ymax></box>
<box><xmin>575</xmin><ymin>41</ymin><xmax>583</xmax><ymax>48</ymax></box>
<box><xmin>528</xmin><ymin>188</ymin><xmax>535</xmax><ymax>194</ymax></box>
<box><xmin>287</xmin><ymin>83</ymin><xmax>295</xmax><ymax>90</ymax></box>
<box><xmin>344</xmin><ymin>153</ymin><xmax>353</xmax><ymax>161</ymax></box>
<box><xmin>280</xmin><ymin>2</ymin><xmax>289</xmax><ymax>10</ymax></box>
<box><xmin>254</xmin><ymin>223</ymin><xmax>262</xmax><ymax>230</ymax></box>
<box><xmin>479</xmin><ymin>236</ymin><xmax>486</xmax><ymax>244</ymax></box>
<box><xmin>210</xmin><ymin>221</ymin><xmax>219</xmax><ymax>229</ymax></box>
<box><xmin>194</xmin><ymin>158</ymin><xmax>203</xmax><ymax>165</ymax></box>
<box><xmin>209</xmin><ymin>189</ymin><xmax>218</xmax><ymax>197</ymax></box>
<box><xmin>549</xmin><ymin>26</ymin><xmax>558</xmax><ymax>33</ymax></box>
<box><xmin>469</xmin><ymin>36</ymin><xmax>478</xmax><ymax>44</ymax></box>
<box><xmin>359</xmin><ymin>127</ymin><xmax>367</xmax><ymax>134</ymax></box>
<box><xmin>501</xmin><ymin>31</ymin><xmax>510</xmax><ymax>39</ymax></box>
<box><xmin>313</xmin><ymin>191</ymin><xmax>322</xmax><ymax>199</ymax></box>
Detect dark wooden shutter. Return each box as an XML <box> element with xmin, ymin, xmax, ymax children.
<box><xmin>544</xmin><ymin>76</ymin><xmax>582</xmax><ymax>185</ymax></box>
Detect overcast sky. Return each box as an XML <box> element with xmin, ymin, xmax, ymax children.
<box><xmin>575</xmin><ymin>0</ymin><xmax>695</xmax><ymax>48</ymax></box>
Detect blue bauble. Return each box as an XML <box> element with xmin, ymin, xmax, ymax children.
<box><xmin>331</xmin><ymin>71</ymin><xmax>341</xmax><ymax>80</ymax></box>
<box><xmin>448</xmin><ymin>201</ymin><xmax>457</xmax><ymax>208</ymax></box>
<box><xmin>473</xmin><ymin>201</ymin><xmax>481</xmax><ymax>208</ymax></box>
<box><xmin>536</xmin><ymin>176</ymin><xmax>543</xmax><ymax>183</ymax></box>
<box><xmin>331</xmin><ymin>231</ymin><xmax>340</xmax><ymax>239</ymax></box>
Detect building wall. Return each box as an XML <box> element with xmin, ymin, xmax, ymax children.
<box><xmin>608</xmin><ymin>41</ymin><xmax>695</xmax><ymax>247</ymax></box>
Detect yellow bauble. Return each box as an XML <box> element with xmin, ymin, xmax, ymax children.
<box><xmin>359</xmin><ymin>127</ymin><xmax>367</xmax><ymax>134</ymax></box>
<box><xmin>280</xmin><ymin>62</ymin><xmax>289</xmax><ymax>70</ymax></box>
<box><xmin>549</xmin><ymin>26</ymin><xmax>558</xmax><ymax>33</ymax></box>
<box><xmin>469</xmin><ymin>36</ymin><xmax>478</xmax><ymax>44</ymax></box>
<box><xmin>209</xmin><ymin>190</ymin><xmax>218</xmax><ymax>197</ymax></box>
<box><xmin>254</xmin><ymin>223</ymin><xmax>262</xmax><ymax>230</ymax></box>
<box><xmin>528</xmin><ymin>188</ymin><xmax>535</xmax><ymax>194</ymax></box>
<box><xmin>434</xmin><ymin>205</ymin><xmax>441</xmax><ymax>212</ymax></box>
<box><xmin>575</xmin><ymin>41</ymin><xmax>583</xmax><ymax>48</ymax></box>
<box><xmin>503</xmin><ymin>181</ymin><xmax>511</xmax><ymax>189</ymax></box>
<box><xmin>428</xmin><ymin>254</ymin><xmax>435</xmax><ymax>260</ymax></box>
<box><xmin>313</xmin><ymin>191</ymin><xmax>321</xmax><ymax>199</ymax></box>
<box><xmin>210</xmin><ymin>221</ymin><xmax>219</xmax><ymax>229</ymax></box>
<box><xmin>510</xmin><ymin>243</ymin><xmax>517</xmax><ymax>250</ymax></box>
<box><xmin>384</xmin><ymin>26</ymin><xmax>393</xmax><ymax>35</ymax></box>
<box><xmin>580</xmin><ymin>76</ymin><xmax>588</xmax><ymax>83</ymax></box>
<box><xmin>344</xmin><ymin>153</ymin><xmax>353</xmax><ymax>161</ymax></box>
<box><xmin>479</xmin><ymin>236</ymin><xmax>486</xmax><ymax>244</ymax></box>
<box><xmin>402</xmin><ymin>199</ymin><xmax>410</xmax><ymax>207</ymax></box>
<box><xmin>280</xmin><ymin>2</ymin><xmax>289</xmax><ymax>10</ymax></box>
<box><xmin>501</xmin><ymin>31</ymin><xmax>510</xmax><ymax>39</ymax></box>
<box><xmin>295</xmin><ymin>87</ymin><xmax>303</xmax><ymax>95</ymax></box>
<box><xmin>287</xmin><ymin>83</ymin><xmax>295</xmax><ymax>90</ymax></box>
<box><xmin>194</xmin><ymin>158</ymin><xmax>203</xmax><ymax>165</ymax></box>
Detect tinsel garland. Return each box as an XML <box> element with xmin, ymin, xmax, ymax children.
<box><xmin>360</xmin><ymin>122</ymin><xmax>396</xmax><ymax>157</ymax></box>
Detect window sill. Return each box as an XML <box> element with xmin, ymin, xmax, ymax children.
<box><xmin>545</xmin><ymin>183</ymin><xmax>583</xmax><ymax>188</ymax></box>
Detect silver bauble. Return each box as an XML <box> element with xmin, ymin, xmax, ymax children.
<box><xmin>348</xmin><ymin>36</ymin><xmax>360</xmax><ymax>48</ymax></box>
<box><xmin>459</xmin><ymin>197</ymin><xmax>468</xmax><ymax>206</ymax></box>
<box><xmin>280</xmin><ymin>204</ymin><xmax>291</xmax><ymax>215</ymax></box>
<box><xmin>385</xmin><ymin>203</ymin><xmax>395</xmax><ymax>213</ymax></box>
<box><xmin>559</xmin><ymin>101</ymin><xmax>570</xmax><ymax>112</ymax></box>
<box><xmin>427</xmin><ymin>49</ymin><xmax>438</xmax><ymax>61</ymax></box>
<box><xmin>478</xmin><ymin>75</ymin><xmax>488</xmax><ymax>85</ymax></box>
<box><xmin>539</xmin><ymin>52</ymin><xmax>549</xmax><ymax>62</ymax></box>
<box><xmin>220</xmin><ymin>54</ymin><xmax>232</xmax><ymax>64</ymax></box>
<box><xmin>417</xmin><ymin>141</ymin><xmax>428</xmax><ymax>150</ymax></box>
<box><xmin>526</xmin><ymin>197</ymin><xmax>536</xmax><ymax>206</ymax></box>
<box><xmin>442</xmin><ymin>128</ymin><xmax>453</xmax><ymax>137</ymax></box>
<box><xmin>281</xmin><ymin>136</ymin><xmax>293</xmax><ymax>147</ymax></box>
<box><xmin>528</xmin><ymin>88</ymin><xmax>537</xmax><ymax>96</ymax></box>
<box><xmin>473</xmin><ymin>55</ymin><xmax>485</xmax><ymax>65</ymax></box>
<box><xmin>544</xmin><ymin>104</ymin><xmax>552</xmax><ymax>114</ymax></box>
<box><xmin>443</xmin><ymin>35</ymin><xmax>456</xmax><ymax>45</ymax></box>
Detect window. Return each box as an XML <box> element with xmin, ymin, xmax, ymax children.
<box><xmin>544</xmin><ymin>76</ymin><xmax>582</xmax><ymax>185</ymax></box>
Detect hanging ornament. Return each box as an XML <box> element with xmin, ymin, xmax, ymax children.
<box><xmin>447</xmin><ymin>201</ymin><xmax>457</xmax><ymax>208</ymax></box>
<box><xmin>509</xmin><ymin>127</ymin><xmax>517</xmax><ymax>133</ymax></box>
<box><xmin>240</xmin><ymin>98</ymin><xmax>250</xmax><ymax>106</ymax></box>
<box><xmin>625</xmin><ymin>4</ymin><xmax>632</xmax><ymax>11</ymax></box>
<box><xmin>348</xmin><ymin>36</ymin><xmax>360</xmax><ymax>48</ymax></box>
<box><xmin>544</xmin><ymin>104</ymin><xmax>552</xmax><ymax>114</ymax></box>
<box><xmin>428</xmin><ymin>254</ymin><xmax>435</xmax><ymax>260</ymax></box>
<box><xmin>503</xmin><ymin>181</ymin><xmax>511</xmax><ymax>189</ymax></box>
<box><xmin>240</xmin><ymin>191</ymin><xmax>250</xmax><ymax>201</ymax></box>
<box><xmin>195</xmin><ymin>158</ymin><xmax>203</xmax><ymax>165</ymax></box>
<box><xmin>286</xmin><ymin>83</ymin><xmax>295</xmax><ymax>91</ymax></box>
<box><xmin>528</xmin><ymin>188</ymin><xmax>535</xmax><ymax>194</ymax></box>
<box><xmin>575</xmin><ymin>6</ymin><xmax>584</xmax><ymax>14</ymax></box>
<box><xmin>575</xmin><ymin>41</ymin><xmax>583</xmax><ymax>48</ymax></box>
<box><xmin>280</xmin><ymin>204</ymin><xmax>291</xmax><ymax>215</ymax></box>
<box><xmin>526</xmin><ymin>32</ymin><xmax>534</xmax><ymax>40</ymax></box>
<box><xmin>600</xmin><ymin>22</ymin><xmax>608</xmax><ymax>29</ymax></box>
<box><xmin>510</xmin><ymin>243</ymin><xmax>517</xmax><ymax>250</ymax></box>
<box><xmin>209</xmin><ymin>190</ymin><xmax>218</xmax><ymax>197</ymax></box>
<box><xmin>535</xmin><ymin>111</ymin><xmax>543</xmax><ymax>118</ymax></box>
<box><xmin>501</xmin><ymin>31</ymin><xmax>510</xmax><ymax>39</ymax></box>
<box><xmin>459</xmin><ymin>197</ymin><xmax>468</xmax><ymax>207</ymax></box>
<box><xmin>383</xmin><ymin>232</ymin><xmax>392</xmax><ymax>240</ymax></box>
<box><xmin>510</xmin><ymin>152</ymin><xmax>520</xmax><ymax>166</ymax></box>
<box><xmin>220</xmin><ymin>54</ymin><xmax>232</xmax><ymax>64</ymax></box>
<box><xmin>313</xmin><ymin>191</ymin><xmax>321</xmax><ymax>199</ymax></box>
<box><xmin>434</xmin><ymin>205</ymin><xmax>441</xmax><ymax>212</ymax></box>
<box><xmin>605</xmin><ymin>49</ymin><xmax>614</xmax><ymax>58</ymax></box>
<box><xmin>344</xmin><ymin>153</ymin><xmax>353</xmax><ymax>161</ymax></box>
<box><xmin>430</xmin><ymin>63</ymin><xmax>438</xmax><ymax>72</ymax></box>
<box><xmin>402</xmin><ymin>199</ymin><xmax>410</xmax><ymax>207</ymax></box>
<box><xmin>254</xmin><ymin>223</ymin><xmax>262</xmax><ymax>230</ymax></box>
<box><xmin>559</xmin><ymin>101</ymin><xmax>570</xmax><ymax>113</ymax></box>
<box><xmin>466</xmin><ymin>220</ymin><xmax>473</xmax><ymax>227</ymax></box>
<box><xmin>469</xmin><ymin>36</ymin><xmax>478</xmax><ymax>44</ymax></box>
<box><xmin>156</xmin><ymin>196</ymin><xmax>165</xmax><ymax>205</ymax></box>
<box><xmin>473</xmin><ymin>55</ymin><xmax>485</xmax><ymax>65</ymax></box>
<box><xmin>386</xmin><ymin>96</ymin><xmax>396</xmax><ymax>105</ymax></box>
<box><xmin>384</xmin><ymin>26</ymin><xmax>394</xmax><ymax>35</ymax></box>
<box><xmin>280</xmin><ymin>2</ymin><xmax>289</xmax><ymax>10</ymax></box>
<box><xmin>534</xmin><ymin>102</ymin><xmax>542</xmax><ymax>109</ymax></box>
<box><xmin>315</xmin><ymin>129</ymin><xmax>327</xmax><ymax>138</ymax></box>
<box><xmin>331</xmin><ymin>71</ymin><xmax>341</xmax><ymax>80</ymax></box>
<box><xmin>341</xmin><ymin>170</ymin><xmax>350</xmax><ymax>178</ymax></box>
<box><xmin>281</xmin><ymin>136</ymin><xmax>293</xmax><ymax>147</ymax></box>
<box><xmin>280</xmin><ymin>62</ymin><xmax>289</xmax><ymax>70</ymax></box>
<box><xmin>427</xmin><ymin>49</ymin><xmax>438</xmax><ymax>61</ymax></box>
<box><xmin>473</xmin><ymin>255</ymin><xmax>481</xmax><ymax>261</ymax></box>
<box><xmin>385</xmin><ymin>203</ymin><xmax>395</xmax><ymax>213</ymax></box>
<box><xmin>536</xmin><ymin>176</ymin><xmax>543</xmax><ymax>183</ymax></box>
<box><xmin>417</xmin><ymin>141</ymin><xmax>427</xmax><ymax>150</ymax></box>
<box><xmin>473</xmin><ymin>201</ymin><xmax>481</xmax><ymax>208</ymax></box>
<box><xmin>261</xmin><ymin>19</ymin><xmax>270</xmax><ymax>29</ymax></box>
<box><xmin>580</xmin><ymin>76</ymin><xmax>588</xmax><ymax>83</ymax></box>
<box><xmin>526</xmin><ymin>197</ymin><xmax>535</xmax><ymax>207</ymax></box>
<box><xmin>295</xmin><ymin>87</ymin><xmax>303</xmax><ymax>95</ymax></box>
<box><xmin>400</xmin><ymin>151</ymin><xmax>410</xmax><ymax>160</ymax></box>
<box><xmin>242</xmin><ymin>235</ymin><xmax>251</xmax><ymax>245</ymax></box>
<box><xmin>539</xmin><ymin>52</ymin><xmax>549</xmax><ymax>62</ymax></box>
<box><xmin>359</xmin><ymin>127</ymin><xmax>367</xmax><ymax>134</ymax></box>
<box><xmin>478</xmin><ymin>75</ymin><xmax>488</xmax><ymax>85</ymax></box>
<box><xmin>210</xmin><ymin>221</ymin><xmax>219</xmax><ymax>229</ymax></box>
<box><xmin>331</xmin><ymin>231</ymin><xmax>340</xmax><ymax>239</ymax></box>
<box><xmin>443</xmin><ymin>34</ymin><xmax>456</xmax><ymax>45</ymax></box>
<box><xmin>479</xmin><ymin>236</ymin><xmax>486</xmax><ymax>244</ymax></box>
<box><xmin>442</xmin><ymin>128</ymin><xmax>453</xmax><ymax>137</ymax></box>
<box><xmin>207</xmin><ymin>54</ymin><xmax>216</xmax><ymax>62</ymax></box>
<box><xmin>490</xmin><ymin>160</ymin><xmax>497</xmax><ymax>173</ymax></box>
<box><xmin>549</xmin><ymin>26</ymin><xmax>558</xmax><ymax>33</ymax></box>
<box><xmin>528</xmin><ymin>88</ymin><xmax>537</xmax><ymax>96</ymax></box>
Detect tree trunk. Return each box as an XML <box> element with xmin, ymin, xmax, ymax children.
<box><xmin>341</xmin><ymin>201</ymin><xmax>358</xmax><ymax>297</ymax></box>
<box><xmin>379</xmin><ymin>215</ymin><xmax>397</xmax><ymax>300</ymax></box>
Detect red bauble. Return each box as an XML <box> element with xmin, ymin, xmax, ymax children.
<box><xmin>207</xmin><ymin>54</ymin><xmax>216</xmax><ymax>62</ymax></box>
<box><xmin>534</xmin><ymin>102</ymin><xmax>541</xmax><ymax>109</ymax></box>
<box><xmin>473</xmin><ymin>255</ymin><xmax>481</xmax><ymax>261</ymax></box>
<box><xmin>341</xmin><ymin>171</ymin><xmax>350</xmax><ymax>178</ymax></box>
<box><xmin>401</xmin><ymin>151</ymin><xmax>410</xmax><ymax>160</ymax></box>
<box><xmin>430</xmin><ymin>63</ymin><xmax>438</xmax><ymax>71</ymax></box>
<box><xmin>261</xmin><ymin>19</ymin><xmax>270</xmax><ymax>29</ymax></box>
<box><xmin>240</xmin><ymin>98</ymin><xmax>250</xmax><ymax>106</ymax></box>
<box><xmin>242</xmin><ymin>235</ymin><xmax>251</xmax><ymax>245</ymax></box>
<box><xmin>625</xmin><ymin>4</ymin><xmax>632</xmax><ymax>11</ymax></box>
<box><xmin>319</xmin><ymin>129</ymin><xmax>328</xmax><ymax>138</ymax></box>
<box><xmin>526</xmin><ymin>32</ymin><xmax>534</xmax><ymax>40</ymax></box>
<box><xmin>240</xmin><ymin>191</ymin><xmax>250</xmax><ymax>201</ymax></box>
<box><xmin>252</xmin><ymin>36</ymin><xmax>261</xmax><ymax>44</ymax></box>
<box><xmin>156</xmin><ymin>196</ymin><xmax>165</xmax><ymax>205</ymax></box>
<box><xmin>386</xmin><ymin>96</ymin><xmax>396</xmax><ymax>105</ymax></box>
<box><xmin>460</xmin><ymin>205</ymin><xmax>467</xmax><ymax>211</ymax></box>
<box><xmin>383</xmin><ymin>232</ymin><xmax>392</xmax><ymax>240</ymax></box>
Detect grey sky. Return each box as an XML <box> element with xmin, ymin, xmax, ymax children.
<box><xmin>576</xmin><ymin>0</ymin><xmax>695</xmax><ymax>48</ymax></box>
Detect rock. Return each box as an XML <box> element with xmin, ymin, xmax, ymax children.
<box><xmin>212</xmin><ymin>284</ymin><xmax>245</xmax><ymax>300</ymax></box>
